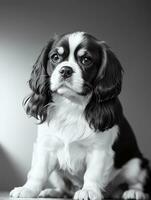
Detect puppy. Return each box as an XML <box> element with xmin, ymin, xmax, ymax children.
<box><xmin>10</xmin><ymin>32</ymin><xmax>151</xmax><ymax>199</ymax></box>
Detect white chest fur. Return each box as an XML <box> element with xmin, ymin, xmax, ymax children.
<box><xmin>36</xmin><ymin>96</ymin><xmax>118</xmax><ymax>176</ymax></box>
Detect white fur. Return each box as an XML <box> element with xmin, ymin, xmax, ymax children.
<box><xmin>50</xmin><ymin>60</ymin><xmax>84</xmax><ymax>95</ymax></box>
<box><xmin>50</xmin><ymin>32</ymin><xmax>84</xmax><ymax>96</ymax></box>
<box><xmin>68</xmin><ymin>32</ymin><xmax>85</xmax><ymax>58</ymax></box>
<box><xmin>122</xmin><ymin>158</ymin><xmax>147</xmax><ymax>186</ymax></box>
<box><xmin>10</xmin><ymin>94</ymin><xmax>119</xmax><ymax>199</ymax></box>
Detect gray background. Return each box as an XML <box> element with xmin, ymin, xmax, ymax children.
<box><xmin>0</xmin><ymin>0</ymin><xmax>151</xmax><ymax>191</ymax></box>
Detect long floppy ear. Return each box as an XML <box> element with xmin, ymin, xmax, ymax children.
<box><xmin>93</xmin><ymin>42</ymin><xmax>123</xmax><ymax>102</ymax></box>
<box><xmin>85</xmin><ymin>42</ymin><xmax>123</xmax><ymax>132</ymax></box>
<box><xmin>24</xmin><ymin>39</ymin><xmax>54</xmax><ymax>123</ymax></box>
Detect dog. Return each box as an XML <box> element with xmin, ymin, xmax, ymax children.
<box><xmin>10</xmin><ymin>32</ymin><xmax>151</xmax><ymax>199</ymax></box>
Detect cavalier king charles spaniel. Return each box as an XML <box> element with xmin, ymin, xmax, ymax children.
<box><xmin>10</xmin><ymin>32</ymin><xmax>151</xmax><ymax>200</ymax></box>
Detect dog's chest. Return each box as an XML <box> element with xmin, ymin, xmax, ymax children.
<box><xmin>38</xmin><ymin>98</ymin><xmax>118</xmax><ymax>175</ymax></box>
<box><xmin>51</xmin><ymin>100</ymin><xmax>93</xmax><ymax>142</ymax></box>
<box><xmin>51</xmin><ymin>113</ymin><xmax>92</xmax><ymax>174</ymax></box>
<box><xmin>57</xmin><ymin>141</ymin><xmax>87</xmax><ymax>174</ymax></box>
<box><xmin>39</xmin><ymin>102</ymin><xmax>91</xmax><ymax>174</ymax></box>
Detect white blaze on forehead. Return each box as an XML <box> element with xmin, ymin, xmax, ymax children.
<box><xmin>57</xmin><ymin>46</ymin><xmax>64</xmax><ymax>55</ymax></box>
<box><xmin>68</xmin><ymin>32</ymin><xmax>84</xmax><ymax>59</ymax></box>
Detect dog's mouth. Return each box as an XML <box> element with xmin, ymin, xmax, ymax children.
<box><xmin>56</xmin><ymin>83</ymin><xmax>76</xmax><ymax>95</ymax></box>
<box><xmin>50</xmin><ymin>78</ymin><xmax>72</xmax><ymax>91</ymax></box>
<box><xmin>55</xmin><ymin>83</ymin><xmax>87</xmax><ymax>104</ymax></box>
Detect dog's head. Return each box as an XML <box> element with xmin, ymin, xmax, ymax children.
<box><xmin>25</xmin><ymin>32</ymin><xmax>123</xmax><ymax>131</ymax></box>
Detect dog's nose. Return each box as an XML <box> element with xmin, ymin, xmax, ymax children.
<box><xmin>59</xmin><ymin>66</ymin><xmax>73</xmax><ymax>79</ymax></box>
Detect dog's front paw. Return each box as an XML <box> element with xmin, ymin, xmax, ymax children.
<box><xmin>73</xmin><ymin>188</ymin><xmax>102</xmax><ymax>200</ymax></box>
<box><xmin>10</xmin><ymin>186</ymin><xmax>39</xmax><ymax>198</ymax></box>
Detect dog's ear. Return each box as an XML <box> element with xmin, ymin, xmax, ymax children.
<box><xmin>93</xmin><ymin>42</ymin><xmax>123</xmax><ymax>102</ymax></box>
<box><xmin>85</xmin><ymin>42</ymin><xmax>123</xmax><ymax>132</ymax></box>
<box><xmin>24</xmin><ymin>39</ymin><xmax>54</xmax><ymax>123</ymax></box>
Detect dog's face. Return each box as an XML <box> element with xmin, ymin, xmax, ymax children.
<box><xmin>25</xmin><ymin>31</ymin><xmax>123</xmax><ymax>131</ymax></box>
<box><xmin>48</xmin><ymin>32</ymin><xmax>102</xmax><ymax>97</ymax></box>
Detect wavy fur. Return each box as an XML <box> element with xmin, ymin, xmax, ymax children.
<box><xmin>24</xmin><ymin>39</ymin><xmax>54</xmax><ymax>123</ymax></box>
<box><xmin>85</xmin><ymin>43</ymin><xmax>123</xmax><ymax>131</ymax></box>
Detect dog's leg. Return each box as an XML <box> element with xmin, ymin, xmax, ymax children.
<box><xmin>10</xmin><ymin>144</ymin><xmax>57</xmax><ymax>198</ymax></box>
<box><xmin>73</xmin><ymin>150</ymin><xmax>110</xmax><ymax>200</ymax></box>
<box><xmin>121</xmin><ymin>158</ymin><xmax>149</xmax><ymax>200</ymax></box>
<box><xmin>39</xmin><ymin>170</ymin><xmax>67</xmax><ymax>198</ymax></box>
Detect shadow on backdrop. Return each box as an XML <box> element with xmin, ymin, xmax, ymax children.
<box><xmin>0</xmin><ymin>146</ymin><xmax>24</xmax><ymax>191</ymax></box>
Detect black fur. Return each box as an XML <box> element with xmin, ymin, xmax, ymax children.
<box><xmin>24</xmin><ymin>39</ymin><xmax>54</xmax><ymax>123</ymax></box>
<box><xmin>84</xmin><ymin>42</ymin><xmax>123</xmax><ymax>131</ymax></box>
<box><xmin>113</xmin><ymin>115</ymin><xmax>143</xmax><ymax>168</ymax></box>
<box><xmin>85</xmin><ymin>97</ymin><xmax>122</xmax><ymax>132</ymax></box>
<box><xmin>141</xmin><ymin>158</ymin><xmax>151</xmax><ymax>196</ymax></box>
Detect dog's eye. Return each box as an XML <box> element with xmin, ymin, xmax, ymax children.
<box><xmin>81</xmin><ymin>56</ymin><xmax>92</xmax><ymax>65</ymax></box>
<box><xmin>51</xmin><ymin>53</ymin><xmax>61</xmax><ymax>63</ymax></box>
